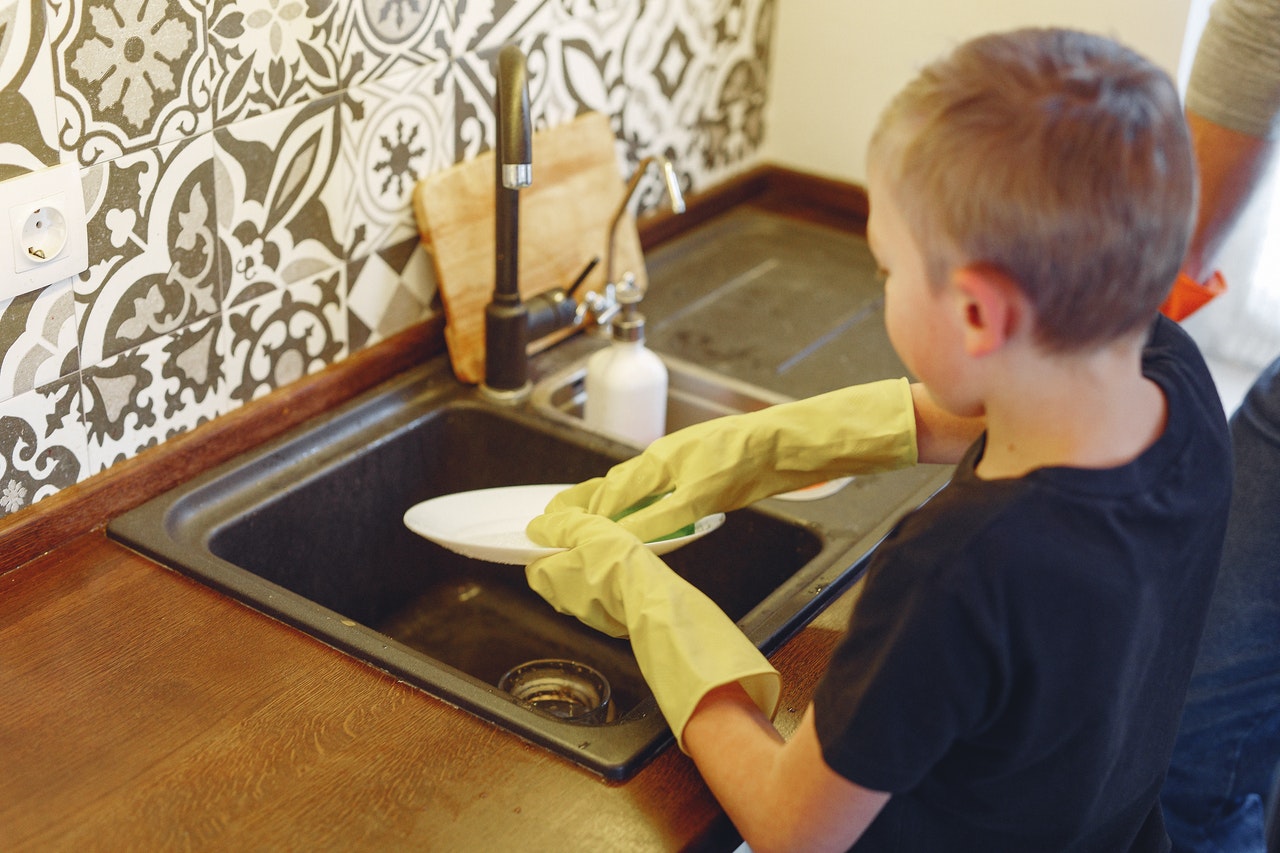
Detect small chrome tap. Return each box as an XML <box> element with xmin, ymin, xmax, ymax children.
<box><xmin>605</xmin><ymin>157</ymin><xmax>686</xmax><ymax>291</ymax></box>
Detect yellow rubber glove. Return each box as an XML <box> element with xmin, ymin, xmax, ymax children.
<box><xmin>549</xmin><ymin>378</ymin><xmax>918</xmax><ymax>543</ymax></box>
<box><xmin>526</xmin><ymin>508</ymin><xmax>780</xmax><ymax>752</ymax></box>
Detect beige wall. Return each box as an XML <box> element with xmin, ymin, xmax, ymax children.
<box><xmin>764</xmin><ymin>0</ymin><xmax>1197</xmax><ymax>183</ymax></box>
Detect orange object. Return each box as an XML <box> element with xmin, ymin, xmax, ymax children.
<box><xmin>1161</xmin><ymin>270</ymin><xmax>1227</xmax><ymax>321</ymax></box>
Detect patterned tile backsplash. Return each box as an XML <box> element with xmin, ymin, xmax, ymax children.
<box><xmin>0</xmin><ymin>0</ymin><xmax>775</xmax><ymax>519</ymax></box>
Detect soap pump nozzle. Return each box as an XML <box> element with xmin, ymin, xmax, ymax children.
<box><xmin>610</xmin><ymin>274</ymin><xmax>647</xmax><ymax>342</ymax></box>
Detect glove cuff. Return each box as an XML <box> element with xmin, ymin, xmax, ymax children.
<box><xmin>636</xmin><ymin>639</ymin><xmax>781</xmax><ymax>753</ymax></box>
<box><xmin>776</xmin><ymin>377</ymin><xmax>919</xmax><ymax>473</ymax></box>
<box><xmin>663</xmin><ymin>667</ymin><xmax>780</xmax><ymax>754</ymax></box>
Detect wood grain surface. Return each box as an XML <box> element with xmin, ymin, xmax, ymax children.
<box><xmin>0</xmin><ymin>532</ymin><xmax>854</xmax><ymax>850</ymax></box>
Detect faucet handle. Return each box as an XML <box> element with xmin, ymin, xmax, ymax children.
<box><xmin>577</xmin><ymin>282</ymin><xmax>620</xmax><ymax>328</ymax></box>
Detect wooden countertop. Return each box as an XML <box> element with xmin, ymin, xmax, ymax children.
<box><xmin>0</xmin><ymin>168</ymin><xmax>872</xmax><ymax>851</ymax></box>
<box><xmin>0</xmin><ymin>529</ymin><xmax>857</xmax><ymax>850</ymax></box>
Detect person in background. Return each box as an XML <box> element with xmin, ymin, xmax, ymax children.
<box><xmin>1160</xmin><ymin>1</ymin><xmax>1280</xmax><ymax>851</ymax></box>
<box><xmin>525</xmin><ymin>27</ymin><xmax>1232</xmax><ymax>851</ymax></box>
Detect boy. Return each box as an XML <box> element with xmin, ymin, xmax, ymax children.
<box><xmin>526</xmin><ymin>28</ymin><xmax>1232</xmax><ymax>852</ymax></box>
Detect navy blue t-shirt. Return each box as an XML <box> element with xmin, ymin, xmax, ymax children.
<box><xmin>813</xmin><ymin>317</ymin><xmax>1232</xmax><ymax>852</ymax></box>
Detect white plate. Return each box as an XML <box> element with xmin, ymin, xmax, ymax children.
<box><xmin>403</xmin><ymin>484</ymin><xmax>725</xmax><ymax>565</ymax></box>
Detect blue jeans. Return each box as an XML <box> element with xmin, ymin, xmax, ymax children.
<box><xmin>1162</xmin><ymin>356</ymin><xmax>1280</xmax><ymax>853</ymax></box>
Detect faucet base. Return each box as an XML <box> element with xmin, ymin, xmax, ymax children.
<box><xmin>479</xmin><ymin>380</ymin><xmax>533</xmax><ymax>405</ymax></box>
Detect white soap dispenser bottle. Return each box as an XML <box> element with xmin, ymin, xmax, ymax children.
<box><xmin>584</xmin><ymin>275</ymin><xmax>668</xmax><ymax>447</ymax></box>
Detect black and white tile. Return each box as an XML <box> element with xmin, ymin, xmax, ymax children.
<box><xmin>221</xmin><ymin>268</ymin><xmax>346</xmax><ymax>405</ymax></box>
<box><xmin>0</xmin><ymin>0</ymin><xmax>62</xmax><ymax>178</ymax></box>
<box><xmin>75</xmin><ymin>134</ymin><xmax>220</xmax><ymax>365</ymax></box>
<box><xmin>347</xmin><ymin>235</ymin><xmax>436</xmax><ymax>351</ymax></box>
<box><xmin>337</xmin><ymin>0</ymin><xmax>452</xmax><ymax>88</ymax></box>
<box><xmin>0</xmin><ymin>0</ymin><xmax>775</xmax><ymax>511</ymax></box>
<box><xmin>214</xmin><ymin>95</ymin><xmax>347</xmax><ymax>308</ymax></box>
<box><xmin>343</xmin><ymin>60</ymin><xmax>454</xmax><ymax>261</ymax></box>
<box><xmin>0</xmin><ymin>376</ymin><xmax>86</xmax><ymax>517</ymax></box>
<box><xmin>50</xmin><ymin>0</ymin><xmax>211</xmax><ymax>166</ymax></box>
<box><xmin>208</xmin><ymin>0</ymin><xmax>340</xmax><ymax>125</ymax></box>
<box><xmin>80</xmin><ymin>312</ymin><xmax>226</xmax><ymax>474</ymax></box>
<box><xmin>0</xmin><ymin>279</ymin><xmax>79</xmax><ymax>400</ymax></box>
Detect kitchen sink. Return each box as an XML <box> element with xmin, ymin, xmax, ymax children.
<box><xmin>108</xmin><ymin>356</ymin><xmax>887</xmax><ymax>779</ymax></box>
<box><xmin>108</xmin><ymin>207</ymin><xmax>955</xmax><ymax>780</ymax></box>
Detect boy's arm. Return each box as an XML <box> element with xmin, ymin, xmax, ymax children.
<box><xmin>547</xmin><ymin>378</ymin><xmax>979</xmax><ymax>545</ymax></box>
<box><xmin>911</xmin><ymin>382</ymin><xmax>986</xmax><ymax>465</ymax></box>
<box><xmin>546</xmin><ymin>379</ymin><xmax>922</xmax><ymax>545</ymax></box>
<box><xmin>684</xmin><ymin>685</ymin><xmax>890</xmax><ymax>853</ymax></box>
<box><xmin>526</xmin><ymin>512</ymin><xmax>891</xmax><ymax>850</ymax></box>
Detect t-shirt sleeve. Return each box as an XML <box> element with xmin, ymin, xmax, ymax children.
<box><xmin>811</xmin><ymin>520</ymin><xmax>1004</xmax><ymax>793</ymax></box>
<box><xmin>1185</xmin><ymin>0</ymin><xmax>1280</xmax><ymax>139</ymax></box>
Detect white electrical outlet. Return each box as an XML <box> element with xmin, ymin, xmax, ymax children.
<box><xmin>15</xmin><ymin>205</ymin><xmax>70</xmax><ymax>272</ymax></box>
<box><xmin>0</xmin><ymin>163</ymin><xmax>89</xmax><ymax>302</ymax></box>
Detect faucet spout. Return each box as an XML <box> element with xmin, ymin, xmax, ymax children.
<box><xmin>606</xmin><ymin>157</ymin><xmax>685</xmax><ymax>289</ymax></box>
<box><xmin>497</xmin><ymin>45</ymin><xmax>532</xmax><ymax>194</ymax></box>
<box><xmin>483</xmin><ymin>44</ymin><xmax>534</xmax><ymax>401</ymax></box>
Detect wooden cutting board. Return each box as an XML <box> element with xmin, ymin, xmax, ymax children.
<box><xmin>412</xmin><ymin>111</ymin><xmax>646</xmax><ymax>384</ymax></box>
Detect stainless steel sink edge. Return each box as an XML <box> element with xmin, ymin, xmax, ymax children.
<box><xmin>530</xmin><ymin>349</ymin><xmax>796</xmax><ymax>444</ymax></box>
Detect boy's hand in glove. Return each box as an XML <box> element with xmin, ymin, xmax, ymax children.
<box><xmin>525</xmin><ymin>508</ymin><xmax>779</xmax><ymax>751</ymax></box>
<box><xmin>547</xmin><ymin>378</ymin><xmax>917</xmax><ymax>544</ymax></box>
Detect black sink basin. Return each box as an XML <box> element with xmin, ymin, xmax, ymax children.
<box><xmin>109</xmin><ymin>360</ymin><xmax>872</xmax><ymax>779</ymax></box>
<box><xmin>200</xmin><ymin>401</ymin><xmax>820</xmax><ymax>724</ymax></box>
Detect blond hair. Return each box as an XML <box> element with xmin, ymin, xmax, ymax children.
<box><xmin>870</xmin><ymin>28</ymin><xmax>1196</xmax><ymax>350</ymax></box>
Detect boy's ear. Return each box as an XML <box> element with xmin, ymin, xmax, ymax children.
<box><xmin>950</xmin><ymin>264</ymin><xmax>1025</xmax><ymax>357</ymax></box>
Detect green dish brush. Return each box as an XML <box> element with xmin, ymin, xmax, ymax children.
<box><xmin>610</xmin><ymin>493</ymin><xmax>697</xmax><ymax>543</ymax></box>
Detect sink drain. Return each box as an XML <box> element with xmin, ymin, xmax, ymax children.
<box><xmin>499</xmin><ymin>659</ymin><xmax>614</xmax><ymax>724</ymax></box>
